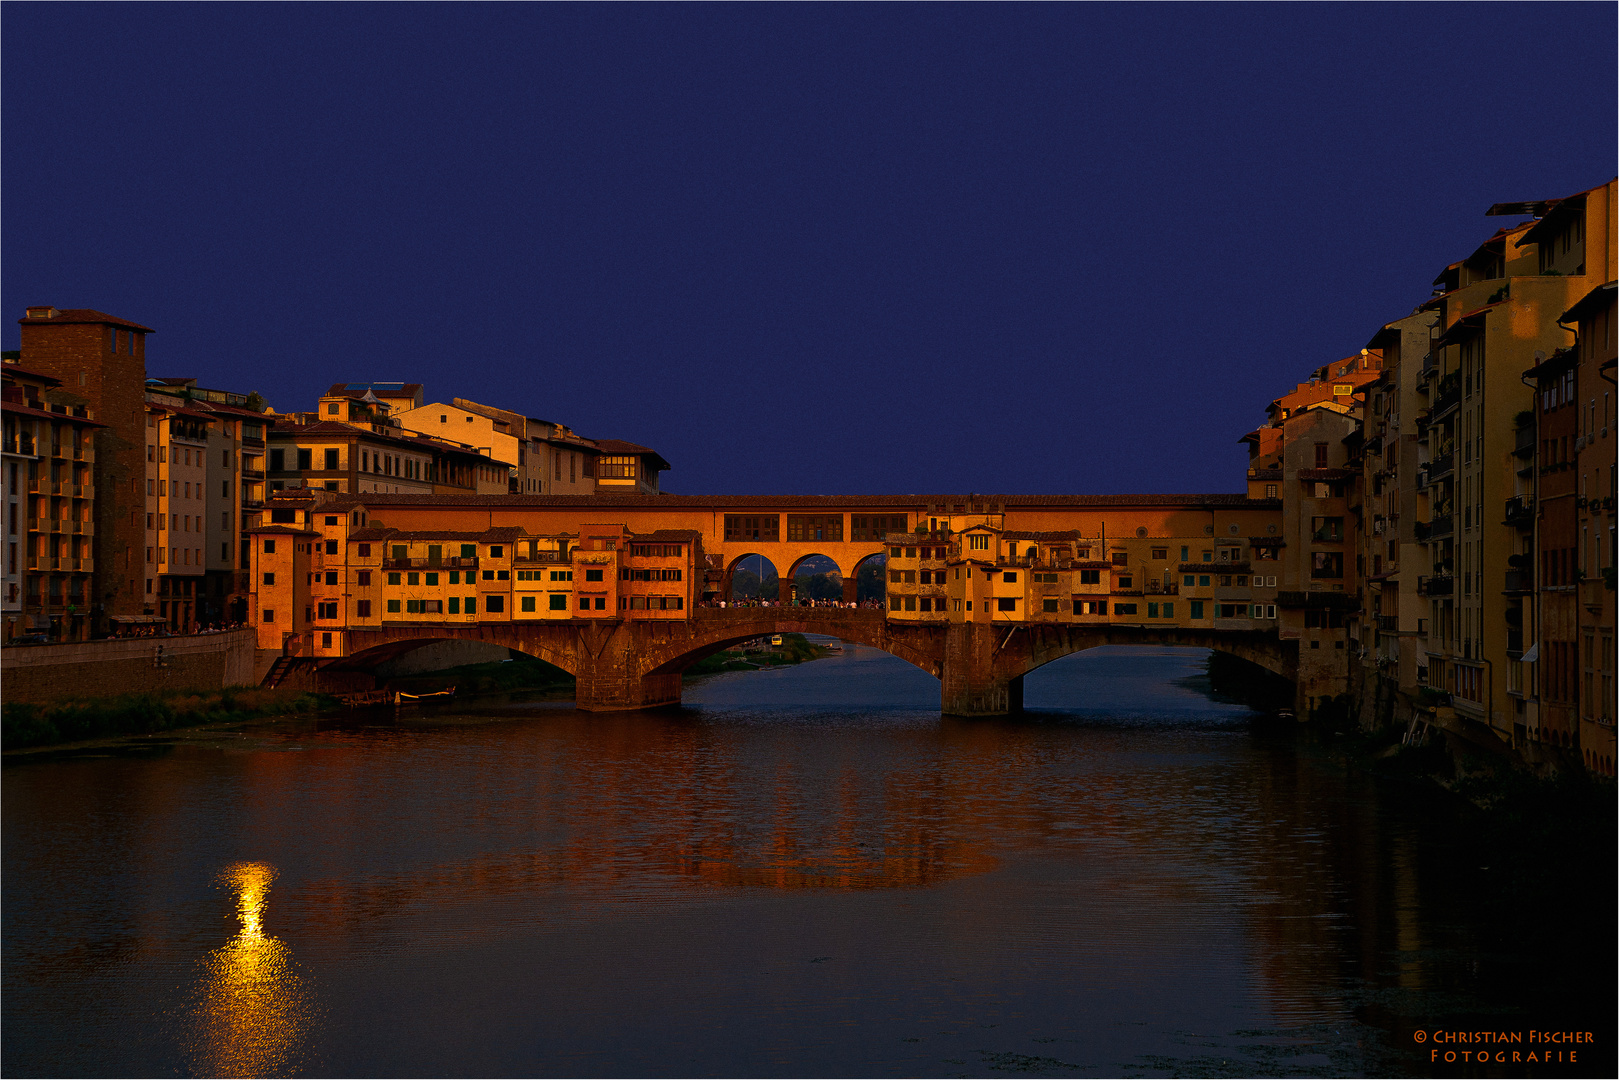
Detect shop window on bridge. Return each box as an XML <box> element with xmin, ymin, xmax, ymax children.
<box><xmin>1073</xmin><ymin>599</ymin><xmax>1107</xmax><ymax>615</ymax></box>
<box><xmin>1216</xmin><ymin>604</ymin><xmax>1247</xmax><ymax>618</ymax></box>
<box><xmin>522</xmin><ymin>596</ymin><xmax>536</xmax><ymax>612</ymax></box>
<box><xmin>852</xmin><ymin>514</ymin><xmax>907</xmax><ymax>541</ymax></box>
<box><xmin>356</xmin><ymin>600</ymin><xmax>371</xmax><ymax>617</ymax></box>
<box><xmin>1042</xmin><ymin>598</ymin><xmax>1059</xmax><ymax>613</ymax></box>
<box><xmin>997</xmin><ymin>598</ymin><xmax>1017</xmax><ymax>611</ymax></box>
<box><xmin>787</xmin><ymin>515</ymin><xmax>843</xmax><ymax>543</ymax></box>
<box><xmin>549</xmin><ymin>594</ymin><xmax>567</xmax><ymax>610</ymax></box>
<box><xmin>387</xmin><ymin>599</ymin><xmax>401</xmax><ymax>613</ymax></box>
<box><xmin>1114</xmin><ymin>603</ymin><xmax>1137</xmax><ymax>615</ymax></box>
<box><xmin>725</xmin><ymin>515</ymin><xmax>779</xmax><ymax>542</ymax></box>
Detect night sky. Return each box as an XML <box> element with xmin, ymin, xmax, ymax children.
<box><xmin>4</xmin><ymin>4</ymin><xmax>1614</xmax><ymax>496</ymax></box>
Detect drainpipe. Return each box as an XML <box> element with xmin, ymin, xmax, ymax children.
<box><xmin>1520</xmin><ymin>365</ymin><xmax>1541</xmax><ymax>741</ymax></box>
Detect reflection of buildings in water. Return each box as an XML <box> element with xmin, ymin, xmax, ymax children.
<box><xmin>189</xmin><ymin>862</ymin><xmax>318</xmax><ymax>1078</ymax></box>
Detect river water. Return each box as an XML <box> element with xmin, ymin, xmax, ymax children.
<box><xmin>3</xmin><ymin>644</ymin><xmax>1612</xmax><ymax>1077</ymax></box>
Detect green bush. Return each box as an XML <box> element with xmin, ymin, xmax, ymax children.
<box><xmin>2</xmin><ymin>686</ymin><xmax>326</xmax><ymax>751</ymax></box>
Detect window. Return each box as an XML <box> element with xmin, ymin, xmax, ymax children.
<box><xmin>1199</xmin><ymin>575</ymin><xmax>1211</xmax><ymax>586</ymax></box>
<box><xmin>967</xmin><ymin>533</ymin><xmax>990</xmax><ymax>550</ymax></box>
<box><xmin>1311</xmin><ymin>551</ymin><xmax>1344</xmax><ymax>578</ymax></box>
<box><xmin>1311</xmin><ymin>516</ymin><xmax>1344</xmax><ymax>542</ymax></box>
<box><xmin>387</xmin><ymin>599</ymin><xmax>401</xmax><ymax>613</ymax></box>
<box><xmin>358</xmin><ymin>544</ymin><xmax>371</xmax><ymax>557</ymax></box>
<box><xmin>388</xmin><ymin>572</ymin><xmax>401</xmax><ymax>585</ymax></box>
<box><xmin>357</xmin><ymin>571</ymin><xmax>371</xmax><ymax>586</ymax></box>
<box><xmin>1080</xmin><ymin>569</ymin><xmax>1100</xmax><ymax>584</ymax></box>
<box><xmin>585</xmin><ymin>568</ymin><xmax>603</xmax><ymax>582</ymax></box>
<box><xmin>1151</xmin><ymin>548</ymin><xmax>1168</xmax><ymax>560</ymax></box>
<box><xmin>269</xmin><ymin>449</ymin><xmax>284</xmax><ymax>472</ymax></box>
<box><xmin>724</xmin><ymin>515</ymin><xmax>780</xmax><ymax>542</ymax></box>
<box><xmin>1117</xmin><ymin>576</ymin><xmax>1132</xmax><ymax>588</ymax></box>
<box><xmin>890</xmin><ymin>596</ymin><xmax>902</xmax><ymax>611</ymax></box>
<box><xmin>1265</xmin><ymin>484</ymin><xmax>1278</xmax><ymax>499</ymax></box>
<box><xmin>997</xmin><ymin>598</ymin><xmax>1016</xmax><ymax>611</ymax></box>
<box><xmin>465</xmin><ymin>597</ymin><xmax>476</xmax><ymax>614</ymax></box>
<box><xmin>550</xmin><ymin>570</ymin><xmax>573</xmax><ymax>581</ymax></box>
<box><xmin>356</xmin><ymin>600</ymin><xmax>371</xmax><ymax>617</ymax></box>
<box><xmin>852</xmin><ymin>514</ymin><xmax>908</xmax><ymax>541</ymax></box>
<box><xmin>263</xmin><ymin>539</ymin><xmax>276</xmax><ymax>554</ymax></box>
<box><xmin>263</xmin><ymin>609</ymin><xmax>274</xmax><ymax>623</ymax></box>
<box><xmin>407</xmin><ymin>572</ymin><xmax>419</xmax><ymax>585</ymax></box>
<box><xmin>1003</xmin><ymin>572</ymin><xmax>1017</xmax><ymax>583</ymax></box>
<box><xmin>1314</xmin><ymin>443</ymin><xmax>1328</xmax><ymax>468</ymax></box>
<box><xmin>1162</xmin><ymin>603</ymin><xmax>1174</xmax><ymax>617</ymax></box>
<box><xmin>1111</xmin><ymin>551</ymin><xmax>1128</xmax><ymax>565</ymax></box>
<box><xmin>262</xmin><ymin>572</ymin><xmax>275</xmax><ymax>585</ymax></box>
<box><xmin>1114</xmin><ymin>603</ymin><xmax>1138</xmax><ymax>615</ymax></box>
<box><xmin>1183</xmin><ymin>574</ymin><xmax>1195</xmax><ymax>586</ymax></box>
<box><xmin>549</xmin><ymin>594</ymin><xmax>567</xmax><ymax>610</ymax></box>
<box><xmin>1042</xmin><ymin>598</ymin><xmax>1059</xmax><ymax>613</ymax></box>
<box><xmin>325</xmin><ymin>571</ymin><xmax>337</xmax><ymax>585</ymax></box>
<box><xmin>490</xmin><ymin>545</ymin><xmax>504</xmax><ymax>558</ymax></box>
<box><xmin>317</xmin><ymin>602</ymin><xmax>338</xmax><ymax>619</ymax></box>
<box><xmin>786</xmin><ymin>515</ymin><xmax>844</xmax><ymax>542</ymax></box>
<box><xmin>297</xmin><ymin>449</ymin><xmax>312</xmax><ymax>470</ymax></box>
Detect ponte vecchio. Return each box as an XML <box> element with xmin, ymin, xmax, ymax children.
<box><xmin>248</xmin><ymin>489</ymin><xmax>1318</xmax><ymax>715</ymax></box>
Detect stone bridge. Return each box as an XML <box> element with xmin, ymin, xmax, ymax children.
<box><xmin>320</xmin><ymin>609</ymin><xmax>1298</xmax><ymax>715</ymax></box>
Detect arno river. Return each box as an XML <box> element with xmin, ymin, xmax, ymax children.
<box><xmin>4</xmin><ymin>644</ymin><xmax>1612</xmax><ymax>1077</ymax></box>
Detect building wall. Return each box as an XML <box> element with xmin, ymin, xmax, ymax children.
<box><xmin>17</xmin><ymin>316</ymin><xmax>149</xmax><ymax>626</ymax></box>
<box><xmin>0</xmin><ymin>627</ymin><xmax>255</xmax><ymax>704</ymax></box>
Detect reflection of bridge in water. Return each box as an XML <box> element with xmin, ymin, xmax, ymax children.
<box><xmin>323</xmin><ymin>608</ymin><xmax>1297</xmax><ymax>715</ymax></box>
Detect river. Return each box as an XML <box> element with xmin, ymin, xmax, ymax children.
<box><xmin>3</xmin><ymin>644</ymin><xmax>1612</xmax><ymax>1077</ymax></box>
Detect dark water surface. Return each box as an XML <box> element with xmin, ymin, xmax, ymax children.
<box><xmin>4</xmin><ymin>645</ymin><xmax>1611</xmax><ymax>1077</ymax></box>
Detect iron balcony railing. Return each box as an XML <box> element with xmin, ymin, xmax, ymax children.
<box><xmin>1503</xmin><ymin>495</ymin><xmax>1535</xmax><ymax>528</ymax></box>
<box><xmin>1417</xmin><ymin>574</ymin><xmax>1454</xmax><ymax>597</ymax></box>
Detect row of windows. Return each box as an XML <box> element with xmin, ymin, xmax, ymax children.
<box><xmin>630</xmin><ymin>544</ymin><xmax>684</xmax><ymax>557</ymax></box>
<box><xmin>622</xmin><ymin>568</ymin><xmax>682</xmax><ymax>581</ymax></box>
<box><xmin>881</xmin><ymin>596</ymin><xmax>1279</xmax><ymax>620</ymax></box>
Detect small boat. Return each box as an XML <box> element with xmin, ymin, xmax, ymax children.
<box><xmin>395</xmin><ymin>686</ymin><xmax>457</xmax><ymax>704</ymax></box>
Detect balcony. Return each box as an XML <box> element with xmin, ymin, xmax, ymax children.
<box><xmin>1426</xmin><ymin>454</ymin><xmax>1453</xmax><ymax>482</ymax></box>
<box><xmin>1503</xmin><ymin>570</ymin><xmax>1533</xmax><ymax>595</ymax></box>
<box><xmin>1417</xmin><ymin>574</ymin><xmax>1453</xmax><ymax>597</ymax></box>
<box><xmin>1503</xmin><ymin>495</ymin><xmax>1535</xmax><ymax>528</ymax></box>
<box><xmin>240</xmin><ymin>468</ymin><xmax>266</xmax><ymax>480</ymax></box>
<box><xmin>1143</xmin><ymin>581</ymin><xmax>1180</xmax><ymax>595</ymax></box>
<box><xmin>382</xmin><ymin>556</ymin><xmax>479</xmax><ymax>571</ymax></box>
<box><xmin>1376</xmin><ymin>615</ymin><xmax>1399</xmax><ymax>633</ymax></box>
<box><xmin>1426</xmin><ymin>514</ymin><xmax>1454</xmax><ymax>541</ymax></box>
<box><xmin>1513</xmin><ymin>425</ymin><xmax>1536</xmax><ymax>458</ymax></box>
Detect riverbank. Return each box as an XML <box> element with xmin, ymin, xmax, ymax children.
<box><xmin>3</xmin><ymin>635</ymin><xmax>840</xmax><ymax>752</ymax></box>
<box><xmin>2</xmin><ymin>685</ymin><xmax>332</xmax><ymax>752</ymax></box>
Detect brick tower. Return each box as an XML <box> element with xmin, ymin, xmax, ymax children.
<box><xmin>17</xmin><ymin>307</ymin><xmax>154</xmax><ymax>627</ymax></box>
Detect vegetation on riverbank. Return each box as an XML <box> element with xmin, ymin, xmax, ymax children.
<box><xmin>2</xmin><ymin>686</ymin><xmax>331</xmax><ymax>751</ymax></box>
<box><xmin>683</xmin><ymin>634</ymin><xmax>828</xmax><ymax>676</ymax></box>
<box><xmin>389</xmin><ymin>657</ymin><xmax>574</xmax><ymax>696</ymax></box>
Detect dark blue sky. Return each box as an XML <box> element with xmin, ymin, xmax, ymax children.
<box><xmin>4</xmin><ymin>4</ymin><xmax>1614</xmax><ymax>495</ymax></box>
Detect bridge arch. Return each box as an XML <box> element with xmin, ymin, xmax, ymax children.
<box><xmin>997</xmin><ymin>623</ymin><xmax>1295</xmax><ymax>684</ymax></box>
<box><xmin>335</xmin><ymin>625</ymin><xmax>582</xmax><ymax>678</ymax></box>
<box><xmin>785</xmin><ymin>553</ymin><xmax>845</xmax><ymax>603</ymax></box>
<box><xmin>639</xmin><ymin>610</ymin><xmax>941</xmax><ymax>680</ymax></box>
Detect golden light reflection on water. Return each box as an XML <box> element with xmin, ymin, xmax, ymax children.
<box><xmin>189</xmin><ymin>862</ymin><xmax>318</xmax><ymax>1078</ymax></box>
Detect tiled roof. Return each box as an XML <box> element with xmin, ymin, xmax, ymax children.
<box><xmin>632</xmin><ymin>529</ymin><xmax>702</xmax><ymax>543</ymax></box>
<box><xmin>319</xmin><ymin>492</ymin><xmax>1267</xmax><ymax>510</ymax></box>
<box><xmin>249</xmin><ymin>524</ymin><xmax>320</xmax><ymax>535</ymax></box>
<box><xmin>326</xmin><ymin>382</ymin><xmax>422</xmax><ymax>397</ymax></box>
<box><xmin>0</xmin><ymin>362</ymin><xmax>62</xmax><ymax>385</ymax></box>
<box><xmin>18</xmin><ymin>308</ymin><xmax>156</xmax><ymax>332</ymax></box>
<box><xmin>480</xmin><ymin>526</ymin><xmax>525</xmax><ymax>543</ymax></box>
<box><xmin>1</xmin><ymin>399</ymin><xmax>106</xmax><ymax>427</ymax></box>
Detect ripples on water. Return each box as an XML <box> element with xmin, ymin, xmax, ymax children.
<box><xmin>3</xmin><ymin>645</ymin><xmax>1611</xmax><ymax>1077</ymax></box>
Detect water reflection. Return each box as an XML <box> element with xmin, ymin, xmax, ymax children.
<box><xmin>189</xmin><ymin>862</ymin><xmax>317</xmax><ymax>1078</ymax></box>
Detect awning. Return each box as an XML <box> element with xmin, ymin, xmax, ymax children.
<box><xmin>1520</xmin><ymin>642</ymin><xmax>1539</xmax><ymax>664</ymax></box>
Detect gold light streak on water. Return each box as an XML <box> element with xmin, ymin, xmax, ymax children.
<box><xmin>188</xmin><ymin>862</ymin><xmax>318</xmax><ymax>1077</ymax></box>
